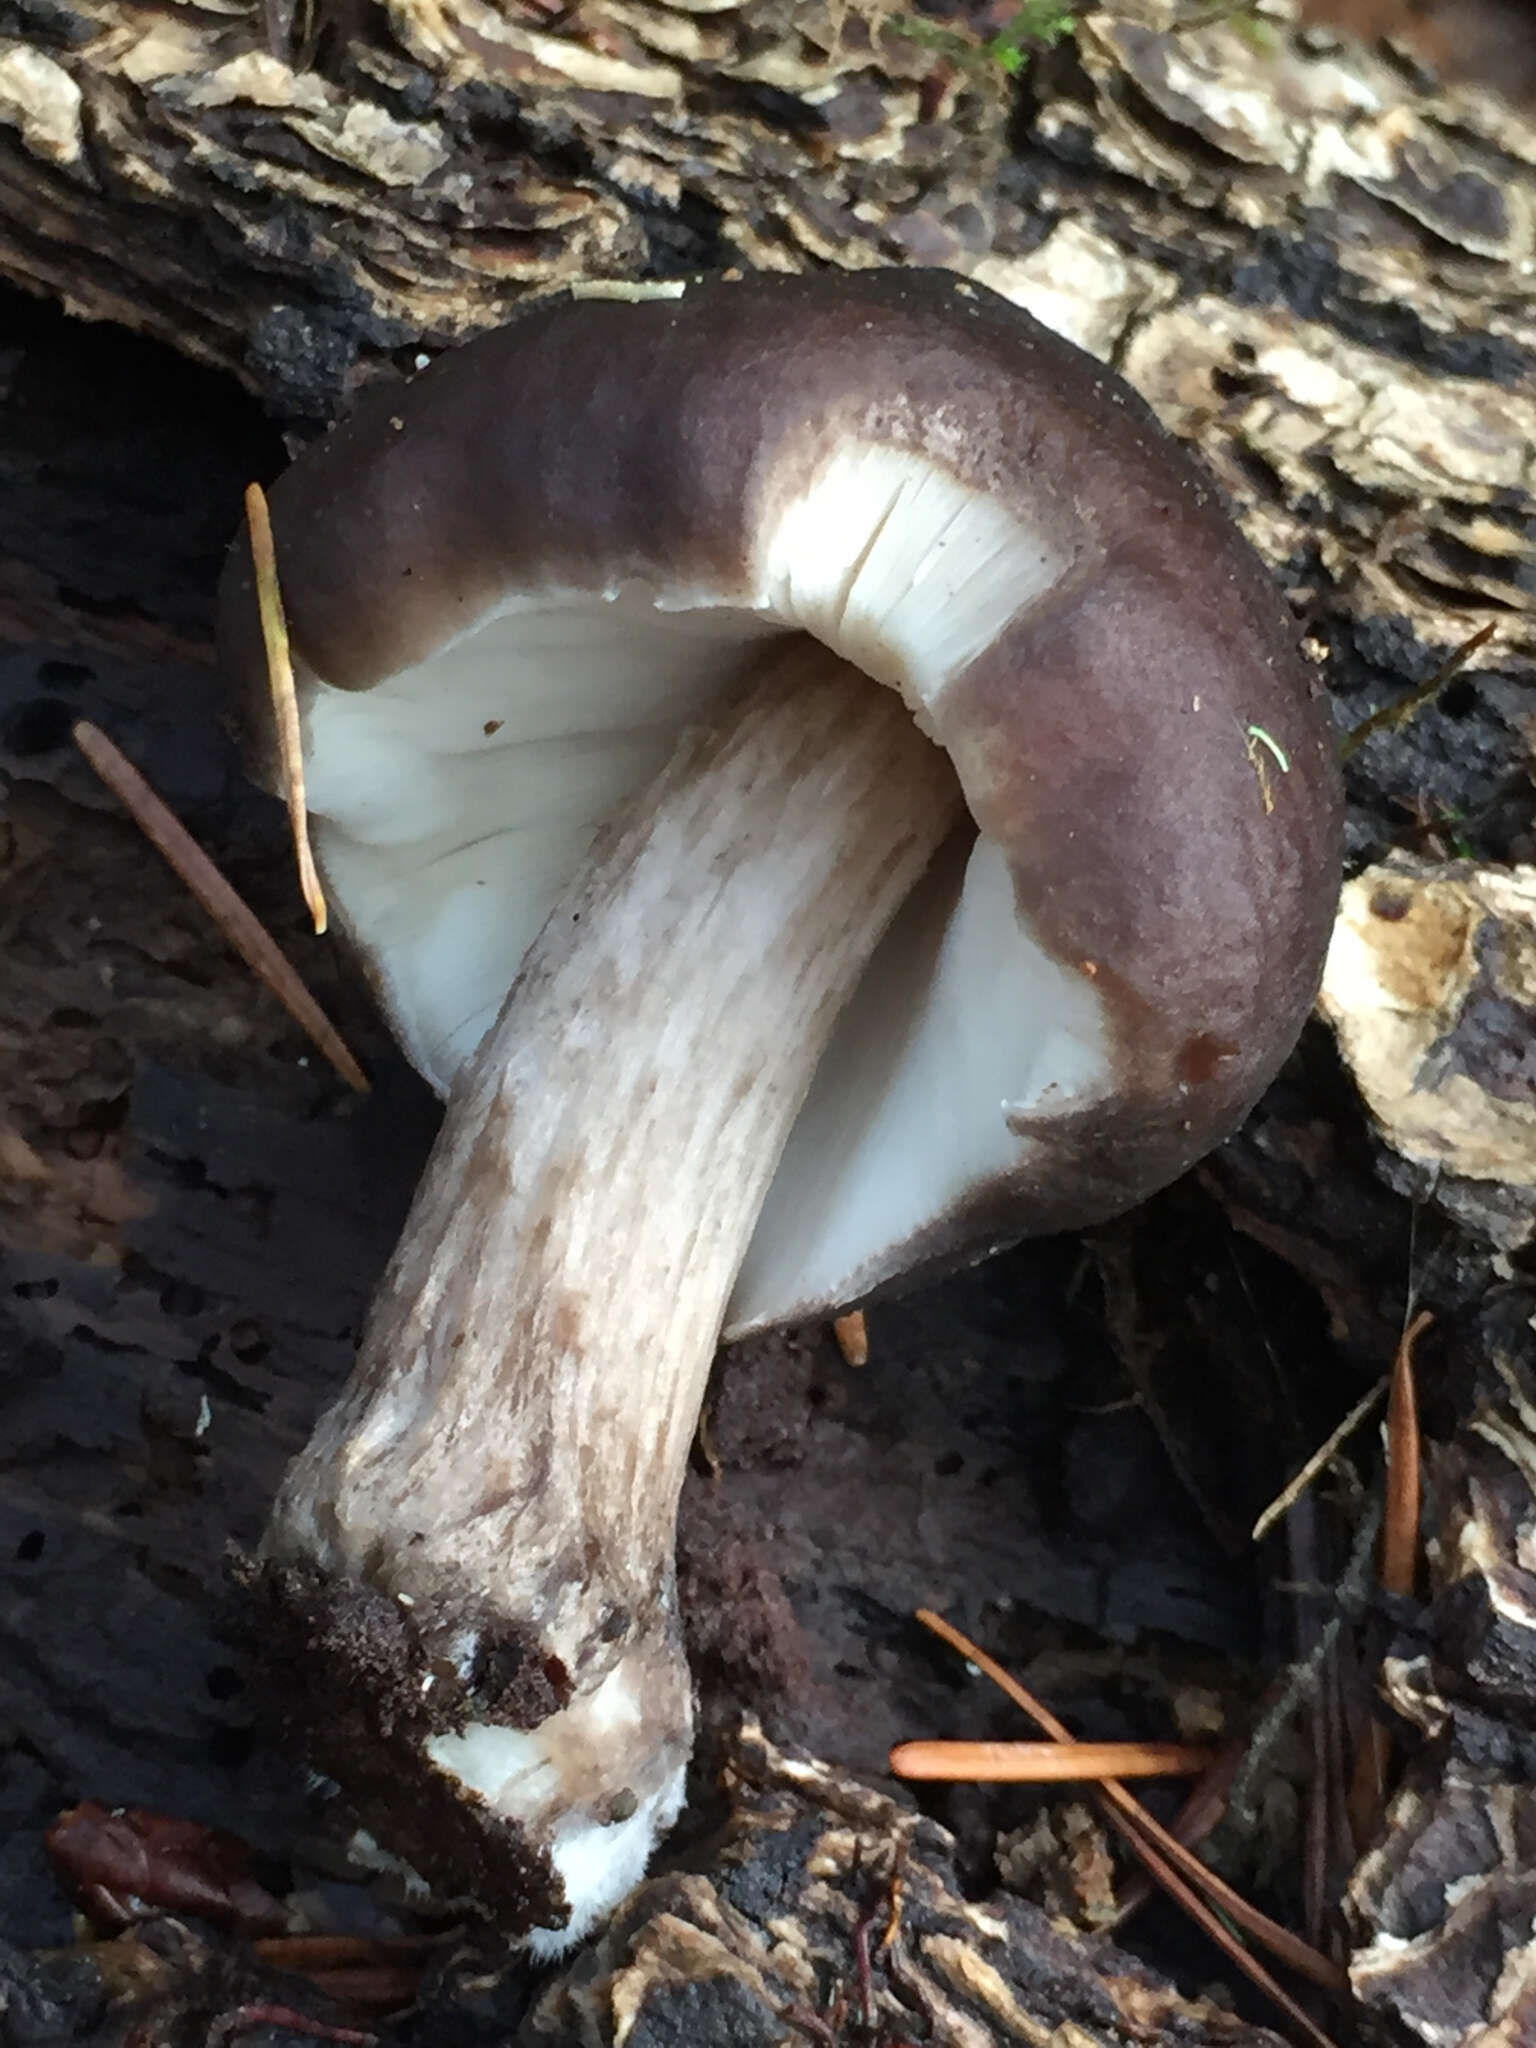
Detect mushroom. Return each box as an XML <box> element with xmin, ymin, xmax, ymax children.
<box><xmin>218</xmin><ymin>268</ymin><xmax>1342</xmax><ymax>1953</ymax></box>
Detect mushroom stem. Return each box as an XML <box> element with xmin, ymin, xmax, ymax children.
<box><xmin>257</xmin><ymin>641</ymin><xmax>962</xmax><ymax>1946</ymax></box>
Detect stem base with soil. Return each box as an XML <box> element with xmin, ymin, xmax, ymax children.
<box><xmin>252</xmin><ymin>641</ymin><xmax>964</xmax><ymax>1944</ymax></box>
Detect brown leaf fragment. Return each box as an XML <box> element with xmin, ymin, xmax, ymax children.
<box><xmin>46</xmin><ymin>1801</ymin><xmax>289</xmax><ymax>1938</ymax></box>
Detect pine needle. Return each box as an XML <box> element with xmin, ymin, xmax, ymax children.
<box><xmin>912</xmin><ymin>1608</ymin><xmax>1347</xmax><ymax>2038</ymax></box>
<box><xmin>890</xmin><ymin>1738</ymin><xmax>1214</xmax><ymax>1782</ymax></box>
<box><xmin>73</xmin><ymin>720</ymin><xmax>367</xmax><ymax>1094</ymax></box>
<box><xmin>1350</xmin><ymin>1310</ymin><xmax>1429</xmax><ymax>1843</ymax></box>
<box><xmin>1252</xmin><ymin>1376</ymin><xmax>1389</xmax><ymax>1543</ymax></box>
<box><xmin>1382</xmin><ymin>1311</ymin><xmax>1427</xmax><ymax>1600</ymax></box>
<box><xmin>245</xmin><ymin>481</ymin><xmax>327</xmax><ymax>936</ymax></box>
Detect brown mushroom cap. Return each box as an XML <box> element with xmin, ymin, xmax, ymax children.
<box><xmin>220</xmin><ymin>267</ymin><xmax>1342</xmax><ymax>1327</ymax></box>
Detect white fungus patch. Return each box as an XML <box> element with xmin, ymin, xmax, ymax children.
<box><xmin>425</xmin><ymin>1656</ymin><xmax>685</xmax><ymax>1954</ymax></box>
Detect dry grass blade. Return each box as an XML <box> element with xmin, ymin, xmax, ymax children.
<box><xmin>891</xmin><ymin>1738</ymin><xmax>1215</xmax><ymax>1781</ymax></box>
<box><xmin>245</xmin><ymin>480</ymin><xmax>327</xmax><ymax>936</ymax></box>
<box><xmin>913</xmin><ymin>1608</ymin><xmax>1347</xmax><ymax>2037</ymax></box>
<box><xmin>73</xmin><ymin>720</ymin><xmax>368</xmax><ymax>1094</ymax></box>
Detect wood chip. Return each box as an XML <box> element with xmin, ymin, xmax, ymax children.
<box><xmin>833</xmin><ymin>1309</ymin><xmax>869</xmax><ymax>1366</ymax></box>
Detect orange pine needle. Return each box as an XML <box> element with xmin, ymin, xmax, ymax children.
<box><xmin>1111</xmin><ymin>1718</ymin><xmax>1252</xmax><ymax>1928</ymax></box>
<box><xmin>913</xmin><ymin>1609</ymin><xmax>1347</xmax><ymax>2038</ymax></box>
<box><xmin>890</xmin><ymin>1739</ymin><xmax>1214</xmax><ymax>1782</ymax></box>
<box><xmin>73</xmin><ymin>720</ymin><xmax>368</xmax><ymax>1094</ymax></box>
<box><xmin>1350</xmin><ymin>1308</ymin><xmax>1431</xmax><ymax>1843</ymax></box>
<box><xmin>1382</xmin><ymin>1310</ymin><xmax>1428</xmax><ymax>1599</ymax></box>
<box><xmin>245</xmin><ymin>480</ymin><xmax>327</xmax><ymax>936</ymax></box>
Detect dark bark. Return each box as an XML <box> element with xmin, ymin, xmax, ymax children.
<box><xmin>0</xmin><ymin>0</ymin><xmax>1007</xmax><ymax>418</ymax></box>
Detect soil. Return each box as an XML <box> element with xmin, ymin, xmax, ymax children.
<box><xmin>0</xmin><ymin>226</ymin><xmax>1526</xmax><ymax>2041</ymax></box>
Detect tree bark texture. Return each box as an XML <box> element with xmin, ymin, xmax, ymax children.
<box><xmin>0</xmin><ymin>0</ymin><xmax>1011</xmax><ymax>419</ymax></box>
<box><xmin>0</xmin><ymin>0</ymin><xmax>1528</xmax><ymax>667</ymax></box>
<box><xmin>525</xmin><ymin>1721</ymin><xmax>1289</xmax><ymax>2048</ymax></box>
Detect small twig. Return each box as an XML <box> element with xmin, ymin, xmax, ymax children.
<box><xmin>1308</xmin><ymin>1578</ymin><xmax>1354</xmax><ymax>1946</ymax></box>
<box><xmin>245</xmin><ymin>480</ymin><xmax>328</xmax><ymax>935</ymax></box>
<box><xmin>1252</xmin><ymin>1377</ymin><xmax>1389</xmax><ymax>1542</ymax></box>
<box><xmin>890</xmin><ymin>1739</ymin><xmax>1215</xmax><ymax>1782</ymax></box>
<box><xmin>73</xmin><ymin>720</ymin><xmax>368</xmax><ymax>1094</ymax></box>
<box><xmin>1338</xmin><ymin>622</ymin><xmax>1497</xmax><ymax>763</ymax></box>
<box><xmin>1111</xmin><ymin>1712</ymin><xmax>1260</xmax><ymax>1928</ymax></box>
<box><xmin>914</xmin><ymin>1609</ymin><xmax>1347</xmax><ymax>2035</ymax></box>
<box><xmin>833</xmin><ymin>1309</ymin><xmax>870</xmax><ymax>1366</ymax></box>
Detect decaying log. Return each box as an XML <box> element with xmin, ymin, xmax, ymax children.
<box><xmin>1321</xmin><ymin>857</ymin><xmax>1536</xmax><ymax>1247</ymax></box>
<box><xmin>1318</xmin><ymin>870</ymin><xmax>1536</xmax><ymax>2040</ymax></box>
<box><xmin>0</xmin><ymin>1728</ymin><xmax>1289</xmax><ymax>2044</ymax></box>
<box><xmin>527</xmin><ymin>1721</ymin><xmax>1287</xmax><ymax>2047</ymax></box>
<box><xmin>0</xmin><ymin>0</ymin><xmax>1533</xmax><ymax>776</ymax></box>
<box><xmin>0</xmin><ymin>0</ymin><xmax>1010</xmax><ymax>419</ymax></box>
